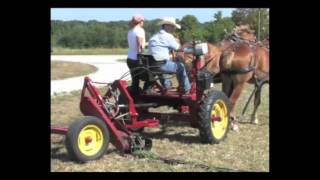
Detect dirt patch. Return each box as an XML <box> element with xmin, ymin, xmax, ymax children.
<box><xmin>51</xmin><ymin>61</ymin><xmax>98</xmax><ymax>80</ymax></box>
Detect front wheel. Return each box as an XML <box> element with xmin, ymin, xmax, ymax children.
<box><xmin>65</xmin><ymin>116</ymin><xmax>110</xmax><ymax>163</ymax></box>
<box><xmin>198</xmin><ymin>90</ymin><xmax>231</xmax><ymax>144</ymax></box>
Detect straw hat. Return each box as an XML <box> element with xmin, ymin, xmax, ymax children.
<box><xmin>158</xmin><ymin>17</ymin><xmax>181</xmax><ymax>29</ymax></box>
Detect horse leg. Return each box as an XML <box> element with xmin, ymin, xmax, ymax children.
<box><xmin>221</xmin><ymin>74</ymin><xmax>239</xmax><ymax>130</ymax></box>
<box><xmin>251</xmin><ymin>75</ymin><xmax>269</xmax><ymax>124</ymax></box>
<box><xmin>251</xmin><ymin>86</ymin><xmax>262</xmax><ymax>124</ymax></box>
<box><xmin>228</xmin><ymin>82</ymin><xmax>246</xmax><ymax>131</ymax></box>
<box><xmin>221</xmin><ymin>74</ymin><xmax>233</xmax><ymax>97</ymax></box>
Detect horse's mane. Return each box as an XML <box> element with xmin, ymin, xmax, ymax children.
<box><xmin>233</xmin><ymin>24</ymin><xmax>255</xmax><ymax>35</ymax></box>
<box><xmin>261</xmin><ymin>38</ymin><xmax>269</xmax><ymax>49</ymax></box>
<box><xmin>227</xmin><ymin>24</ymin><xmax>256</xmax><ymax>42</ymax></box>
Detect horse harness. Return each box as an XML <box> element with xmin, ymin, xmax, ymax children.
<box><xmin>220</xmin><ymin>37</ymin><xmax>259</xmax><ymax>76</ymax></box>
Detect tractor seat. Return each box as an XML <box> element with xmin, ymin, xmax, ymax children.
<box><xmin>137</xmin><ymin>53</ymin><xmax>175</xmax><ymax>75</ymax></box>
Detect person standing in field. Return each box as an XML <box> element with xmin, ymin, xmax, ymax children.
<box><xmin>126</xmin><ymin>14</ymin><xmax>146</xmax><ymax>95</ymax></box>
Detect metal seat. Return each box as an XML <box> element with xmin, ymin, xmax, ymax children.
<box><xmin>137</xmin><ymin>53</ymin><xmax>175</xmax><ymax>82</ymax></box>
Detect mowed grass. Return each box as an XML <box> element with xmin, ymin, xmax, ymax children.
<box><xmin>51</xmin><ymin>79</ymin><xmax>269</xmax><ymax>172</ymax></box>
<box><xmin>52</xmin><ymin>47</ymin><xmax>128</xmax><ymax>55</ymax></box>
<box><xmin>51</xmin><ymin>61</ymin><xmax>98</xmax><ymax>80</ymax></box>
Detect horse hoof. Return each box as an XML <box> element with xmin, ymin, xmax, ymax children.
<box><xmin>231</xmin><ymin>122</ymin><xmax>240</xmax><ymax>132</ymax></box>
<box><xmin>251</xmin><ymin>118</ymin><xmax>259</xmax><ymax>125</ymax></box>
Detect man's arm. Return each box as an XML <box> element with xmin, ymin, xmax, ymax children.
<box><xmin>167</xmin><ymin>35</ymin><xmax>180</xmax><ymax>50</ymax></box>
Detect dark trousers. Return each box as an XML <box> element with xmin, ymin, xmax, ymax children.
<box><xmin>127</xmin><ymin>58</ymin><xmax>140</xmax><ymax>94</ymax></box>
<box><xmin>127</xmin><ymin>58</ymin><xmax>152</xmax><ymax>94</ymax></box>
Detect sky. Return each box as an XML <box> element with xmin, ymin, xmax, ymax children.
<box><xmin>51</xmin><ymin>8</ymin><xmax>236</xmax><ymax>23</ymax></box>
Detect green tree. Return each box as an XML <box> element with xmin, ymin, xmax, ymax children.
<box><xmin>52</xmin><ymin>12</ymin><xmax>249</xmax><ymax>49</ymax></box>
<box><xmin>204</xmin><ymin>11</ymin><xmax>235</xmax><ymax>43</ymax></box>
<box><xmin>231</xmin><ymin>8</ymin><xmax>269</xmax><ymax>40</ymax></box>
<box><xmin>144</xmin><ymin>19</ymin><xmax>161</xmax><ymax>40</ymax></box>
<box><xmin>214</xmin><ymin>11</ymin><xmax>222</xmax><ymax>21</ymax></box>
<box><xmin>178</xmin><ymin>15</ymin><xmax>204</xmax><ymax>43</ymax></box>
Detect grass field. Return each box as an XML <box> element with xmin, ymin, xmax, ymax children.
<box><xmin>51</xmin><ymin>81</ymin><xmax>269</xmax><ymax>172</ymax></box>
<box><xmin>52</xmin><ymin>47</ymin><xmax>128</xmax><ymax>55</ymax></box>
<box><xmin>51</xmin><ymin>61</ymin><xmax>98</xmax><ymax>80</ymax></box>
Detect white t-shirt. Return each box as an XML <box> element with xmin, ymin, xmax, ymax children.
<box><xmin>127</xmin><ymin>26</ymin><xmax>145</xmax><ymax>60</ymax></box>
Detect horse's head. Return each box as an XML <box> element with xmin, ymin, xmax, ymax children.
<box><xmin>204</xmin><ymin>43</ymin><xmax>222</xmax><ymax>74</ymax></box>
<box><xmin>179</xmin><ymin>42</ymin><xmax>222</xmax><ymax>75</ymax></box>
<box><xmin>177</xmin><ymin>42</ymin><xmax>193</xmax><ymax>71</ymax></box>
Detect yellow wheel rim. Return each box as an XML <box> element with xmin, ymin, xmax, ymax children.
<box><xmin>211</xmin><ymin>100</ymin><xmax>228</xmax><ymax>140</ymax></box>
<box><xmin>78</xmin><ymin>125</ymin><xmax>104</xmax><ymax>156</ymax></box>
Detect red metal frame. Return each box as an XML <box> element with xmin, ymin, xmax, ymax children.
<box><xmin>127</xmin><ymin>53</ymin><xmax>209</xmax><ymax>129</ymax></box>
<box><xmin>51</xmin><ymin>126</ymin><xmax>68</xmax><ymax>134</ymax></box>
<box><xmin>135</xmin><ymin>53</ymin><xmax>203</xmax><ymax>100</ymax></box>
<box><xmin>51</xmin><ymin>46</ymin><xmax>216</xmax><ymax>153</ymax></box>
<box><xmin>51</xmin><ymin>77</ymin><xmax>160</xmax><ymax>153</ymax></box>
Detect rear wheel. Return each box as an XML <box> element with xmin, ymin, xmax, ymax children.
<box><xmin>198</xmin><ymin>90</ymin><xmax>231</xmax><ymax>144</ymax></box>
<box><xmin>65</xmin><ymin>116</ymin><xmax>110</xmax><ymax>163</ymax></box>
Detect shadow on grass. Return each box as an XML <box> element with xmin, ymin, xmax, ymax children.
<box><xmin>142</xmin><ymin>128</ymin><xmax>202</xmax><ymax>144</ymax></box>
<box><xmin>51</xmin><ymin>139</ymin><xmax>64</xmax><ymax>144</ymax></box>
<box><xmin>51</xmin><ymin>146</ymin><xmax>70</xmax><ymax>162</ymax></box>
<box><xmin>132</xmin><ymin>150</ymin><xmax>242</xmax><ymax>172</ymax></box>
<box><xmin>238</xmin><ymin>121</ymin><xmax>269</xmax><ymax>126</ymax></box>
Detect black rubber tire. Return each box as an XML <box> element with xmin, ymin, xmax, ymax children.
<box><xmin>198</xmin><ymin>90</ymin><xmax>231</xmax><ymax>144</ymax></box>
<box><xmin>65</xmin><ymin>116</ymin><xmax>110</xmax><ymax>163</ymax></box>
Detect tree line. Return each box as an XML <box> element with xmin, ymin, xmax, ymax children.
<box><xmin>51</xmin><ymin>8</ymin><xmax>269</xmax><ymax>48</ymax></box>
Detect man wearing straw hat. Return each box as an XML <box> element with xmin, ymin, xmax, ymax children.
<box><xmin>148</xmin><ymin>17</ymin><xmax>191</xmax><ymax>94</ymax></box>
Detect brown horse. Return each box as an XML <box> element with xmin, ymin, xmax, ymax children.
<box><xmin>179</xmin><ymin>25</ymin><xmax>269</xmax><ymax>131</ymax></box>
